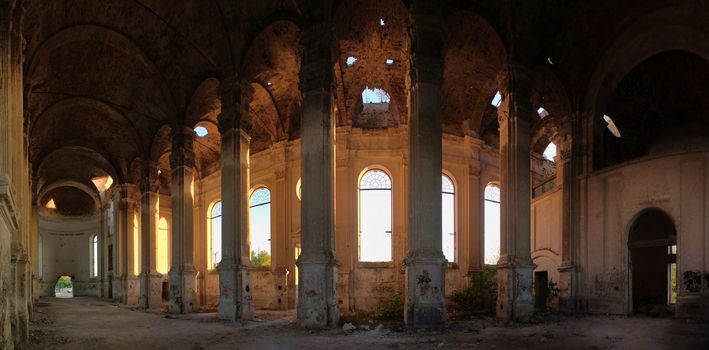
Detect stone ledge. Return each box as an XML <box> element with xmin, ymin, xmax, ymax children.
<box><xmin>0</xmin><ymin>173</ymin><xmax>19</xmax><ymax>230</ymax></box>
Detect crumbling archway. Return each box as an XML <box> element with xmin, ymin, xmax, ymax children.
<box><xmin>628</xmin><ymin>208</ymin><xmax>677</xmax><ymax>315</ymax></box>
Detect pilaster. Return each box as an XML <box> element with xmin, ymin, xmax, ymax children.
<box><xmin>139</xmin><ymin>162</ymin><xmax>163</xmax><ymax>309</ymax></box>
<box><xmin>118</xmin><ymin>184</ymin><xmax>140</xmax><ymax>306</ymax></box>
<box><xmin>405</xmin><ymin>1</ymin><xmax>446</xmax><ymax>329</ymax></box>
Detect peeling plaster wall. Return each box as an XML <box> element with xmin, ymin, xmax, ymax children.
<box><xmin>38</xmin><ymin>215</ymin><xmax>100</xmax><ymax>297</ymax></box>
<box><xmin>531</xmin><ymin>187</ymin><xmax>563</xmax><ymax>309</ymax></box>
<box><xmin>583</xmin><ymin>151</ymin><xmax>709</xmax><ymax>316</ymax></box>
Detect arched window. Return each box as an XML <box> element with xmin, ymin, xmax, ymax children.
<box><xmin>484</xmin><ymin>184</ymin><xmax>501</xmax><ymax>265</ymax></box>
<box><xmin>209</xmin><ymin>202</ymin><xmax>222</xmax><ymax>269</ymax></box>
<box><xmin>543</xmin><ymin>142</ymin><xmax>557</xmax><ymax>162</ymax></box>
<box><xmin>250</xmin><ymin>188</ymin><xmax>272</xmax><ymax>266</ymax></box>
<box><xmin>442</xmin><ymin>175</ymin><xmax>456</xmax><ymax>262</ymax></box>
<box><xmin>157</xmin><ymin>217</ymin><xmax>169</xmax><ymax>274</ymax></box>
<box><xmin>296</xmin><ymin>178</ymin><xmax>302</xmax><ymax>200</ymax></box>
<box><xmin>359</xmin><ymin>169</ymin><xmax>393</xmax><ymax>262</ymax></box>
<box><xmin>90</xmin><ymin>234</ymin><xmax>98</xmax><ymax>277</ymax></box>
<box><xmin>133</xmin><ymin>213</ymin><xmax>140</xmax><ymax>276</ymax></box>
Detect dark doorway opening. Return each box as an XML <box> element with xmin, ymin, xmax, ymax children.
<box><xmin>628</xmin><ymin>208</ymin><xmax>677</xmax><ymax>316</ymax></box>
<box><xmin>535</xmin><ymin>271</ymin><xmax>549</xmax><ymax>310</ymax></box>
<box><xmin>162</xmin><ymin>281</ymin><xmax>170</xmax><ymax>303</ymax></box>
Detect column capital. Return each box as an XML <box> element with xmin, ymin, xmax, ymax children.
<box><xmin>299</xmin><ymin>23</ymin><xmax>335</xmax><ymax>94</ymax></box>
<box><xmin>140</xmin><ymin>161</ymin><xmax>160</xmax><ymax>194</ymax></box>
<box><xmin>118</xmin><ymin>183</ymin><xmax>140</xmax><ymax>211</ymax></box>
<box><xmin>170</xmin><ymin>127</ymin><xmax>196</xmax><ymax>169</ymax></box>
<box><xmin>409</xmin><ymin>1</ymin><xmax>444</xmax><ymax>86</ymax></box>
<box><xmin>496</xmin><ymin>63</ymin><xmax>534</xmax><ymax>125</ymax></box>
<box><xmin>218</xmin><ymin>74</ymin><xmax>253</xmax><ymax>134</ymax></box>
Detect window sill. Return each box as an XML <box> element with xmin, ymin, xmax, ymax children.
<box><xmin>356</xmin><ymin>261</ymin><xmax>395</xmax><ymax>269</ymax></box>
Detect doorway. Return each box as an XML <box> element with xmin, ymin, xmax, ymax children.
<box><xmin>628</xmin><ymin>208</ymin><xmax>676</xmax><ymax>315</ymax></box>
<box><xmin>535</xmin><ymin>271</ymin><xmax>549</xmax><ymax>310</ymax></box>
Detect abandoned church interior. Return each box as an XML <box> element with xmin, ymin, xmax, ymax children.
<box><xmin>1</xmin><ymin>0</ymin><xmax>708</xmax><ymax>349</ymax></box>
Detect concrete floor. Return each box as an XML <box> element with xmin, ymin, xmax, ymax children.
<box><xmin>29</xmin><ymin>297</ymin><xmax>709</xmax><ymax>350</ymax></box>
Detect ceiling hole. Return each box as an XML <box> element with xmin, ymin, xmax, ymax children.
<box><xmin>194</xmin><ymin>126</ymin><xmax>208</xmax><ymax>138</ymax></box>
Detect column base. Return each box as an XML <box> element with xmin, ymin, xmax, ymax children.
<box><xmin>496</xmin><ymin>261</ymin><xmax>535</xmax><ymax>322</ymax></box>
<box><xmin>125</xmin><ymin>276</ymin><xmax>140</xmax><ymax>306</ymax></box>
<box><xmin>169</xmin><ymin>266</ymin><xmax>197</xmax><ymax>314</ymax></box>
<box><xmin>296</xmin><ymin>254</ymin><xmax>339</xmax><ymax>328</ymax></box>
<box><xmin>217</xmin><ymin>262</ymin><xmax>254</xmax><ymax>321</ymax></box>
<box><xmin>676</xmin><ymin>294</ymin><xmax>708</xmax><ymax>318</ymax></box>
<box><xmin>139</xmin><ymin>273</ymin><xmax>165</xmax><ymax>310</ymax></box>
<box><xmin>273</xmin><ymin>267</ymin><xmax>289</xmax><ymax>310</ymax></box>
<box><xmin>404</xmin><ymin>251</ymin><xmax>446</xmax><ymax>329</ymax></box>
<box><xmin>558</xmin><ymin>264</ymin><xmax>581</xmax><ymax>313</ymax></box>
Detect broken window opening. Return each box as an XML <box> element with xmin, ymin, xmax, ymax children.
<box><xmin>90</xmin><ymin>234</ymin><xmax>98</xmax><ymax>278</ymax></box>
<box><xmin>362</xmin><ymin>88</ymin><xmax>390</xmax><ymax>104</ymax></box>
<box><xmin>543</xmin><ymin>142</ymin><xmax>557</xmax><ymax>162</ymax></box>
<box><xmin>491</xmin><ymin>91</ymin><xmax>502</xmax><ymax>108</ymax></box>
<box><xmin>194</xmin><ymin>126</ymin><xmax>208</xmax><ymax>138</ymax></box>
<box><xmin>346</xmin><ymin>56</ymin><xmax>358</xmax><ymax>67</ymax></box>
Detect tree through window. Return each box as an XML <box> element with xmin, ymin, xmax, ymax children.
<box><xmin>484</xmin><ymin>184</ymin><xmax>501</xmax><ymax>264</ymax></box>
<box><xmin>359</xmin><ymin>169</ymin><xmax>393</xmax><ymax>262</ymax></box>
<box><xmin>442</xmin><ymin>175</ymin><xmax>456</xmax><ymax>262</ymax></box>
<box><xmin>250</xmin><ymin>188</ymin><xmax>272</xmax><ymax>266</ymax></box>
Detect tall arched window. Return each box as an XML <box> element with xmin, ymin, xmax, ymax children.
<box><xmin>442</xmin><ymin>175</ymin><xmax>456</xmax><ymax>262</ymax></box>
<box><xmin>209</xmin><ymin>202</ymin><xmax>222</xmax><ymax>269</ymax></box>
<box><xmin>484</xmin><ymin>184</ymin><xmax>501</xmax><ymax>265</ymax></box>
<box><xmin>133</xmin><ymin>213</ymin><xmax>140</xmax><ymax>276</ymax></box>
<box><xmin>359</xmin><ymin>169</ymin><xmax>393</xmax><ymax>262</ymax></box>
<box><xmin>250</xmin><ymin>188</ymin><xmax>272</xmax><ymax>266</ymax></box>
<box><xmin>90</xmin><ymin>234</ymin><xmax>98</xmax><ymax>277</ymax></box>
<box><xmin>157</xmin><ymin>217</ymin><xmax>169</xmax><ymax>274</ymax></box>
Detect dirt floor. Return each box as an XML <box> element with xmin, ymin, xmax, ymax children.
<box><xmin>28</xmin><ymin>297</ymin><xmax>709</xmax><ymax>350</ymax></box>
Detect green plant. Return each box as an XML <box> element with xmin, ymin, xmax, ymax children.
<box><xmin>250</xmin><ymin>250</ymin><xmax>271</xmax><ymax>267</ymax></box>
<box><xmin>451</xmin><ymin>270</ymin><xmax>497</xmax><ymax>318</ymax></box>
<box><xmin>375</xmin><ymin>292</ymin><xmax>404</xmax><ymax>320</ymax></box>
<box><xmin>55</xmin><ymin>276</ymin><xmax>73</xmax><ymax>289</ymax></box>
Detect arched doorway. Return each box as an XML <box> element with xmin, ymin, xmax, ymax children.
<box><xmin>628</xmin><ymin>209</ymin><xmax>677</xmax><ymax>315</ymax></box>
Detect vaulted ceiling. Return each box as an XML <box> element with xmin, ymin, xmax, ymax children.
<box><xmin>20</xmin><ymin>0</ymin><xmax>707</xmax><ymax>215</ymax></box>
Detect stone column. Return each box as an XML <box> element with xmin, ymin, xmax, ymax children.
<box><xmin>169</xmin><ymin>127</ymin><xmax>198</xmax><ymax>313</ymax></box>
<box><xmin>296</xmin><ymin>19</ymin><xmax>339</xmax><ymax>328</ymax></box>
<box><xmin>139</xmin><ymin>162</ymin><xmax>163</xmax><ymax>309</ymax></box>
<box><xmin>495</xmin><ymin>65</ymin><xmax>535</xmax><ymax>321</ymax></box>
<box><xmin>404</xmin><ymin>1</ymin><xmax>446</xmax><ymax>329</ymax></box>
<box><xmin>217</xmin><ymin>78</ymin><xmax>254</xmax><ymax>321</ymax></box>
<box><xmin>118</xmin><ymin>184</ymin><xmax>140</xmax><ymax>306</ymax></box>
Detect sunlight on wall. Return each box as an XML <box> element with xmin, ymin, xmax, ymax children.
<box><xmin>157</xmin><ymin>217</ymin><xmax>169</xmax><ymax>274</ymax></box>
